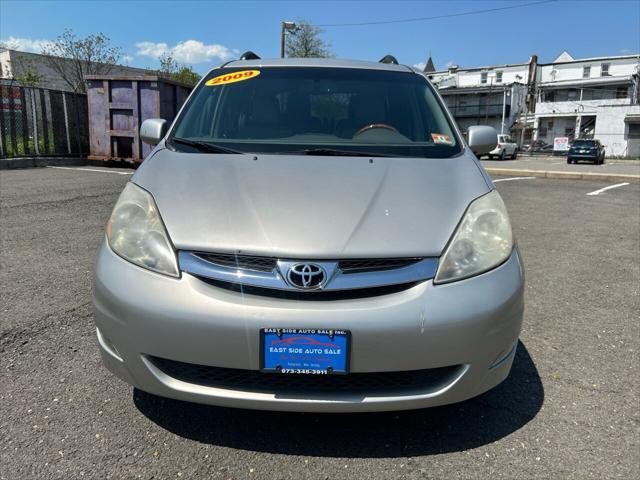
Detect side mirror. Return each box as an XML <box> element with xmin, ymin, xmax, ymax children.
<box><xmin>467</xmin><ymin>125</ymin><xmax>498</xmax><ymax>156</ymax></box>
<box><xmin>140</xmin><ymin>118</ymin><xmax>168</xmax><ymax>146</ymax></box>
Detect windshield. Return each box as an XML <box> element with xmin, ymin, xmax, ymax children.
<box><xmin>169</xmin><ymin>66</ymin><xmax>461</xmax><ymax>158</ymax></box>
<box><xmin>572</xmin><ymin>140</ymin><xmax>596</xmax><ymax>147</ymax></box>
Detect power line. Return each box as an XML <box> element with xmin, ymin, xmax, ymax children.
<box><xmin>316</xmin><ymin>0</ymin><xmax>558</xmax><ymax>27</ymax></box>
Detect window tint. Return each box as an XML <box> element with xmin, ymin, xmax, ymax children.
<box><xmin>170</xmin><ymin>67</ymin><xmax>461</xmax><ymax>158</ymax></box>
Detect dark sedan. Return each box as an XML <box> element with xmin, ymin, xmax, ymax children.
<box><xmin>567</xmin><ymin>139</ymin><xmax>605</xmax><ymax>164</ymax></box>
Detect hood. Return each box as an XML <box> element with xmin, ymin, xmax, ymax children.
<box><xmin>133</xmin><ymin>149</ymin><xmax>491</xmax><ymax>258</ymax></box>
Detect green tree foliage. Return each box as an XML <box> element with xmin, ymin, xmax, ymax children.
<box><xmin>41</xmin><ymin>29</ymin><xmax>121</xmax><ymax>93</ymax></box>
<box><xmin>285</xmin><ymin>20</ymin><xmax>333</xmax><ymax>58</ymax></box>
<box><xmin>158</xmin><ymin>53</ymin><xmax>201</xmax><ymax>86</ymax></box>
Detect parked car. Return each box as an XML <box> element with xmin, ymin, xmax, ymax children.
<box><xmin>523</xmin><ymin>140</ymin><xmax>553</xmax><ymax>155</ymax></box>
<box><xmin>567</xmin><ymin>139</ymin><xmax>605</xmax><ymax>164</ymax></box>
<box><xmin>487</xmin><ymin>134</ymin><xmax>518</xmax><ymax>160</ymax></box>
<box><xmin>93</xmin><ymin>57</ymin><xmax>524</xmax><ymax>412</ymax></box>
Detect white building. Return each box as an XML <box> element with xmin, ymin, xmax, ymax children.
<box><xmin>534</xmin><ymin>51</ymin><xmax>640</xmax><ymax>156</ymax></box>
<box><xmin>427</xmin><ymin>51</ymin><xmax>640</xmax><ymax>157</ymax></box>
<box><xmin>427</xmin><ymin>56</ymin><xmax>536</xmax><ymax>137</ymax></box>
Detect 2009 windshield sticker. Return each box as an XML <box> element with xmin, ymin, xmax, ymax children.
<box><xmin>431</xmin><ymin>133</ymin><xmax>453</xmax><ymax>145</ymax></box>
<box><xmin>206</xmin><ymin>70</ymin><xmax>261</xmax><ymax>86</ymax></box>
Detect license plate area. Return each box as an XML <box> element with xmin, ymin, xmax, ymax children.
<box><xmin>260</xmin><ymin>328</ymin><xmax>350</xmax><ymax>374</ymax></box>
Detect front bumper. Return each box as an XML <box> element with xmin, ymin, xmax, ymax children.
<box><xmin>568</xmin><ymin>153</ymin><xmax>598</xmax><ymax>159</ymax></box>
<box><xmin>93</xmin><ymin>242</ymin><xmax>525</xmax><ymax>412</ymax></box>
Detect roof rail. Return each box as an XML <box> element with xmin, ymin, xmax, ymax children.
<box><xmin>239</xmin><ymin>51</ymin><xmax>261</xmax><ymax>60</ymax></box>
<box><xmin>379</xmin><ymin>55</ymin><xmax>399</xmax><ymax>65</ymax></box>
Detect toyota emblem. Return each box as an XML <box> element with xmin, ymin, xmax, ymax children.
<box><xmin>286</xmin><ymin>263</ymin><xmax>327</xmax><ymax>290</ymax></box>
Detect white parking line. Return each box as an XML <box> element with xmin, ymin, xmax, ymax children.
<box><xmin>493</xmin><ymin>176</ymin><xmax>536</xmax><ymax>183</ymax></box>
<box><xmin>47</xmin><ymin>166</ymin><xmax>133</xmax><ymax>175</ymax></box>
<box><xmin>586</xmin><ymin>182</ymin><xmax>630</xmax><ymax>196</ymax></box>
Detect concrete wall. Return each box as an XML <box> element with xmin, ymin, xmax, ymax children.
<box><xmin>0</xmin><ymin>49</ymin><xmax>151</xmax><ymax>92</ymax></box>
<box><xmin>593</xmin><ymin>105</ymin><xmax>640</xmax><ymax>156</ymax></box>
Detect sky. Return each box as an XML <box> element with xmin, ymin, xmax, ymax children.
<box><xmin>1</xmin><ymin>0</ymin><xmax>639</xmax><ymax>74</ymax></box>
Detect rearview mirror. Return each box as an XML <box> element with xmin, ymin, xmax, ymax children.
<box><xmin>467</xmin><ymin>125</ymin><xmax>498</xmax><ymax>156</ymax></box>
<box><xmin>140</xmin><ymin>118</ymin><xmax>168</xmax><ymax>146</ymax></box>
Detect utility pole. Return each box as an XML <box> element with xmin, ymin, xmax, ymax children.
<box><xmin>484</xmin><ymin>76</ymin><xmax>493</xmax><ymax>125</ymax></box>
<box><xmin>280</xmin><ymin>21</ymin><xmax>296</xmax><ymax>58</ymax></box>
<box><xmin>501</xmin><ymin>88</ymin><xmax>507</xmax><ymax>134</ymax></box>
<box><xmin>575</xmin><ymin>87</ymin><xmax>583</xmax><ymax>139</ymax></box>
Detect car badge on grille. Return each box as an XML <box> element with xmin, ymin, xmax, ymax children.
<box><xmin>286</xmin><ymin>263</ymin><xmax>327</xmax><ymax>290</ymax></box>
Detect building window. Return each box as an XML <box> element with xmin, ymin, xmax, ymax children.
<box><xmin>495</xmin><ymin>71</ymin><xmax>503</xmax><ymax>83</ymax></box>
<box><xmin>583</xmin><ymin>66</ymin><xmax>591</xmax><ymax>78</ymax></box>
<box><xmin>480</xmin><ymin>72</ymin><xmax>488</xmax><ymax>84</ymax></box>
<box><xmin>601</xmin><ymin>63</ymin><xmax>610</xmax><ymax>76</ymax></box>
<box><xmin>628</xmin><ymin>124</ymin><xmax>640</xmax><ymax>139</ymax></box>
<box><xmin>616</xmin><ymin>86</ymin><xmax>628</xmax><ymax>99</ymax></box>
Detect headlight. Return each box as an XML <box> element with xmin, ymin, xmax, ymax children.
<box><xmin>435</xmin><ymin>190</ymin><xmax>513</xmax><ymax>284</ymax></box>
<box><xmin>106</xmin><ymin>182</ymin><xmax>179</xmax><ymax>277</ymax></box>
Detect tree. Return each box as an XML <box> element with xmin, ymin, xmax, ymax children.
<box><xmin>40</xmin><ymin>29</ymin><xmax>121</xmax><ymax>93</ymax></box>
<box><xmin>285</xmin><ymin>20</ymin><xmax>332</xmax><ymax>58</ymax></box>
<box><xmin>158</xmin><ymin>53</ymin><xmax>201</xmax><ymax>86</ymax></box>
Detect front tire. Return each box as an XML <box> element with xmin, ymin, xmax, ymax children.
<box><xmin>511</xmin><ymin>150</ymin><xmax>518</xmax><ymax>159</ymax></box>
<box><xmin>500</xmin><ymin>150</ymin><xmax>506</xmax><ymax>160</ymax></box>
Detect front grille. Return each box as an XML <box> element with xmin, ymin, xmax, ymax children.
<box><xmin>338</xmin><ymin>258</ymin><xmax>422</xmax><ymax>273</ymax></box>
<box><xmin>195</xmin><ymin>252</ymin><xmax>422</xmax><ymax>275</ymax></box>
<box><xmin>149</xmin><ymin>356</ymin><xmax>460</xmax><ymax>395</ymax></box>
<box><xmin>197</xmin><ymin>276</ymin><xmax>419</xmax><ymax>300</ymax></box>
<box><xmin>196</xmin><ymin>253</ymin><xmax>277</xmax><ymax>272</ymax></box>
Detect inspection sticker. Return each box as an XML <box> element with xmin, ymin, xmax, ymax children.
<box><xmin>206</xmin><ymin>70</ymin><xmax>261</xmax><ymax>86</ymax></box>
<box><xmin>431</xmin><ymin>133</ymin><xmax>453</xmax><ymax>145</ymax></box>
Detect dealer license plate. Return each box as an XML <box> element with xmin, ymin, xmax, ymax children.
<box><xmin>261</xmin><ymin>328</ymin><xmax>350</xmax><ymax>374</ymax></box>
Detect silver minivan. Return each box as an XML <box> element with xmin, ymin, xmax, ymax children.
<box><xmin>93</xmin><ymin>57</ymin><xmax>524</xmax><ymax>412</ymax></box>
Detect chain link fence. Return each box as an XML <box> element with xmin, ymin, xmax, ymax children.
<box><xmin>0</xmin><ymin>82</ymin><xmax>89</xmax><ymax>158</ymax></box>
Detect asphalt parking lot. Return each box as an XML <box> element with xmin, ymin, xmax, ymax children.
<box><xmin>480</xmin><ymin>154</ymin><xmax>640</xmax><ymax>176</ymax></box>
<box><xmin>1</xmin><ymin>166</ymin><xmax>639</xmax><ymax>479</ymax></box>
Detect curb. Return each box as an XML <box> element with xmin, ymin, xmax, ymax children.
<box><xmin>0</xmin><ymin>157</ymin><xmax>89</xmax><ymax>170</ymax></box>
<box><xmin>485</xmin><ymin>168</ymin><xmax>640</xmax><ymax>184</ymax></box>
<box><xmin>0</xmin><ymin>157</ymin><xmax>135</xmax><ymax>170</ymax></box>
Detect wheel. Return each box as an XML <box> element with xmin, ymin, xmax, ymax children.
<box><xmin>500</xmin><ymin>150</ymin><xmax>506</xmax><ymax>160</ymax></box>
<box><xmin>511</xmin><ymin>150</ymin><xmax>518</xmax><ymax>159</ymax></box>
<box><xmin>567</xmin><ymin>158</ymin><xmax>573</xmax><ymax>164</ymax></box>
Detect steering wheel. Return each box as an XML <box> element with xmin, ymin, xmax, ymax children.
<box><xmin>353</xmin><ymin>123</ymin><xmax>398</xmax><ymax>137</ymax></box>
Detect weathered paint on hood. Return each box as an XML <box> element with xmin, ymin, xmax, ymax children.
<box><xmin>133</xmin><ymin>149</ymin><xmax>491</xmax><ymax>258</ymax></box>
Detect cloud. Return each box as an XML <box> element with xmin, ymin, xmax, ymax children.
<box><xmin>414</xmin><ymin>62</ymin><xmax>426</xmax><ymax>71</ymax></box>
<box><xmin>0</xmin><ymin>36</ymin><xmax>52</xmax><ymax>53</ymax></box>
<box><xmin>135</xmin><ymin>40</ymin><xmax>235</xmax><ymax>64</ymax></box>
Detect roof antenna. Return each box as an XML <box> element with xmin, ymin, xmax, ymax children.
<box><xmin>379</xmin><ymin>55</ymin><xmax>399</xmax><ymax>65</ymax></box>
<box><xmin>240</xmin><ymin>51</ymin><xmax>260</xmax><ymax>60</ymax></box>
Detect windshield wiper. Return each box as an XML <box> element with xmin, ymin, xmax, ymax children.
<box><xmin>171</xmin><ymin>137</ymin><xmax>242</xmax><ymax>154</ymax></box>
<box><xmin>296</xmin><ymin>148</ymin><xmax>393</xmax><ymax>157</ymax></box>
